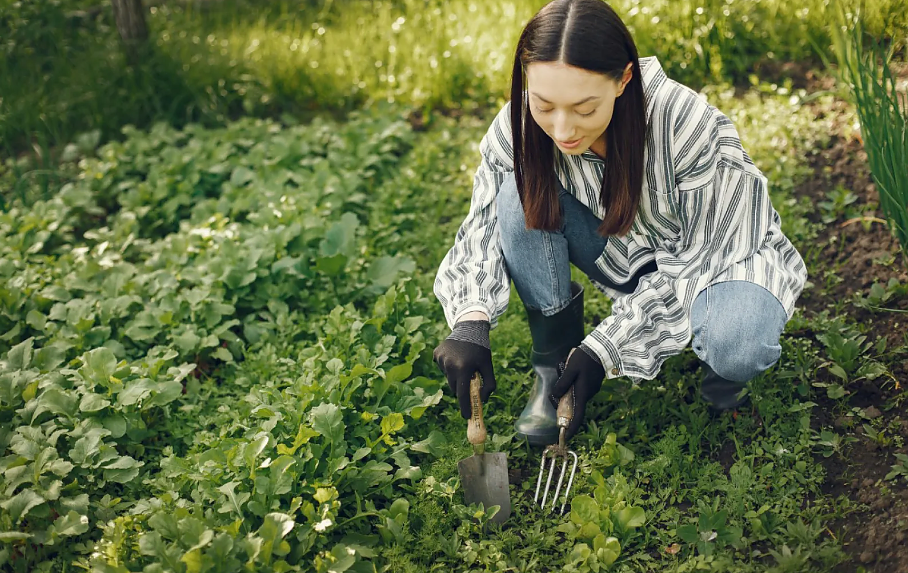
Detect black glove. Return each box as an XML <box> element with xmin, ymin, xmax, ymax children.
<box><xmin>549</xmin><ymin>345</ymin><xmax>605</xmax><ymax>439</ymax></box>
<box><xmin>433</xmin><ymin>320</ymin><xmax>497</xmax><ymax>419</ymax></box>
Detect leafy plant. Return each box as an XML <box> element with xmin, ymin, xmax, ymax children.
<box><xmin>861</xmin><ymin>422</ymin><xmax>897</xmax><ymax>448</ymax></box>
<box><xmin>814</xmin><ymin>429</ymin><xmax>848</xmax><ymax>458</ymax></box>
<box><xmin>854</xmin><ymin>278</ymin><xmax>908</xmax><ymax>313</ymax></box>
<box><xmin>677</xmin><ymin>504</ymin><xmax>742</xmax><ymax>557</ymax></box>
<box><xmin>816</xmin><ymin>319</ymin><xmax>887</xmax><ymax>385</ymax></box>
<box><xmin>818</xmin><ymin>185</ymin><xmax>860</xmax><ymax>223</ymax></box>
<box><xmin>0</xmin><ymin>339</ymin><xmax>193</xmax><ymax>567</ymax></box>
<box><xmin>829</xmin><ymin>3</ymin><xmax>908</xmax><ymax>257</ymax></box>
<box><xmin>885</xmin><ymin>453</ymin><xmax>908</xmax><ymax>483</ymax></box>
<box><xmin>0</xmin><ymin>109</ymin><xmax>442</xmax><ymax>572</ymax></box>
<box><xmin>558</xmin><ymin>469</ymin><xmax>646</xmax><ymax>571</ymax></box>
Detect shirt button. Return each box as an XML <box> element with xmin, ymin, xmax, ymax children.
<box><xmin>611</xmin><ymin>368</ymin><xmax>619</xmax><ymax>376</ymax></box>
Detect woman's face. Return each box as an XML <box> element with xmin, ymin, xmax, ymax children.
<box><xmin>525</xmin><ymin>61</ymin><xmax>632</xmax><ymax>157</ymax></box>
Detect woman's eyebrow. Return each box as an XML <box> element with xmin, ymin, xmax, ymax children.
<box><xmin>530</xmin><ymin>93</ymin><xmax>601</xmax><ymax>106</ymax></box>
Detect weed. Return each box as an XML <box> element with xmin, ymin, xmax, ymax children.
<box><xmin>676</xmin><ymin>501</ymin><xmax>743</xmax><ymax>557</ymax></box>
<box><xmin>818</xmin><ymin>185</ymin><xmax>860</xmax><ymax>224</ymax></box>
<box><xmin>885</xmin><ymin>453</ymin><xmax>908</xmax><ymax>483</ymax></box>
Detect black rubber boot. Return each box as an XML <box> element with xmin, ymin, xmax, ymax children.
<box><xmin>700</xmin><ymin>364</ymin><xmax>750</xmax><ymax>414</ymax></box>
<box><xmin>515</xmin><ymin>282</ymin><xmax>585</xmax><ymax>446</ymax></box>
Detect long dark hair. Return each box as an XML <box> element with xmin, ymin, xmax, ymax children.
<box><xmin>510</xmin><ymin>0</ymin><xmax>647</xmax><ymax>236</ymax></box>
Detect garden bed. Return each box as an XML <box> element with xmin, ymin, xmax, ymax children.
<box><xmin>794</xmin><ymin>81</ymin><xmax>908</xmax><ymax>573</ymax></box>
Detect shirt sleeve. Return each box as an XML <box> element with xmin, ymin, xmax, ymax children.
<box><xmin>433</xmin><ymin>103</ymin><xmax>514</xmax><ymax>330</ymax></box>
<box><xmin>582</xmin><ymin>103</ymin><xmax>780</xmax><ymax>380</ymax></box>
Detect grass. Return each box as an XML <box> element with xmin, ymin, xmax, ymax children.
<box><xmin>829</xmin><ymin>3</ymin><xmax>908</xmax><ymax>258</ymax></box>
<box><xmin>3</xmin><ymin>0</ymin><xmax>907</xmax><ymax>164</ymax></box>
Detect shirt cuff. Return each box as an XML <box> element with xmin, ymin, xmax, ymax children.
<box><xmin>581</xmin><ymin>330</ymin><xmax>623</xmax><ymax>378</ymax></box>
<box><xmin>452</xmin><ymin>304</ymin><xmax>493</xmax><ymax>328</ymax></box>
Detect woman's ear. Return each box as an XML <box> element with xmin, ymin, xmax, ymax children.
<box><xmin>617</xmin><ymin>62</ymin><xmax>633</xmax><ymax>97</ymax></box>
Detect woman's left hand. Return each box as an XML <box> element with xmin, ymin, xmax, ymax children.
<box><xmin>549</xmin><ymin>346</ymin><xmax>605</xmax><ymax>440</ymax></box>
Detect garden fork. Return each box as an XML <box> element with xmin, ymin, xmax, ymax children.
<box><xmin>533</xmin><ymin>383</ymin><xmax>579</xmax><ymax>515</ymax></box>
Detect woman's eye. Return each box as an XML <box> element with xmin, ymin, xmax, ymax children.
<box><xmin>577</xmin><ymin>110</ymin><xmax>596</xmax><ymax>117</ymax></box>
<box><xmin>535</xmin><ymin>107</ymin><xmax>553</xmax><ymax>114</ymax></box>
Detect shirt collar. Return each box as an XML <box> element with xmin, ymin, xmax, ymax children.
<box><xmin>639</xmin><ymin>56</ymin><xmax>667</xmax><ymax>124</ymax></box>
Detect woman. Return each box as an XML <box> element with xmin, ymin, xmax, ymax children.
<box><xmin>432</xmin><ymin>0</ymin><xmax>806</xmax><ymax>446</ymax></box>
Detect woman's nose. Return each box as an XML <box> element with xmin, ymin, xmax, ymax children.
<box><xmin>553</xmin><ymin>113</ymin><xmax>575</xmax><ymax>141</ymax></box>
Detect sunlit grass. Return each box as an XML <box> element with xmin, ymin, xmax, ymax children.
<box><xmin>153</xmin><ymin>0</ymin><xmax>542</xmax><ymax>113</ymax></box>
<box><xmin>1</xmin><ymin>0</ymin><xmax>906</xmax><ymax>156</ymax></box>
<box><xmin>151</xmin><ymin>0</ymin><xmax>835</xmax><ymax>114</ymax></box>
<box><xmin>830</xmin><ymin>4</ymin><xmax>908</xmax><ymax>257</ymax></box>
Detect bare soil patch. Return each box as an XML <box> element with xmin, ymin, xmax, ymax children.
<box><xmin>794</xmin><ymin>78</ymin><xmax>908</xmax><ymax>573</ymax></box>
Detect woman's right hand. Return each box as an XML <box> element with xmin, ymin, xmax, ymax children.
<box><xmin>433</xmin><ymin>320</ymin><xmax>497</xmax><ymax>419</ymax></box>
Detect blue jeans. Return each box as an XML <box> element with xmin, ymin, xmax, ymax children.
<box><xmin>496</xmin><ymin>173</ymin><xmax>788</xmax><ymax>401</ymax></box>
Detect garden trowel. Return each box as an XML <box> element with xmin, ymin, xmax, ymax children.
<box><xmin>457</xmin><ymin>373</ymin><xmax>511</xmax><ymax>524</ymax></box>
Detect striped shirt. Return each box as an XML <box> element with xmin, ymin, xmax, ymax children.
<box><xmin>433</xmin><ymin>56</ymin><xmax>807</xmax><ymax>381</ymax></box>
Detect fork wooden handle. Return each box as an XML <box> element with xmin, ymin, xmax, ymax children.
<box><xmin>557</xmin><ymin>387</ymin><xmax>574</xmax><ymax>429</ymax></box>
<box><xmin>466</xmin><ymin>373</ymin><xmax>487</xmax><ymax>448</ymax></box>
<box><xmin>557</xmin><ymin>348</ymin><xmax>575</xmax><ymax>429</ymax></box>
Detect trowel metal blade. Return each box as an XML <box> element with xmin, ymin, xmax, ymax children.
<box><xmin>457</xmin><ymin>452</ymin><xmax>511</xmax><ymax>524</ymax></box>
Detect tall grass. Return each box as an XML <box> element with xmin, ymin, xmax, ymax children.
<box><xmin>153</xmin><ymin>0</ymin><xmax>542</xmax><ymax>114</ymax></box>
<box><xmin>144</xmin><ymin>0</ymin><xmax>841</xmax><ymax>113</ymax></box>
<box><xmin>830</xmin><ymin>5</ymin><xmax>908</xmax><ymax>256</ymax></box>
<box><xmin>0</xmin><ymin>1</ymin><xmax>232</xmax><ymax>157</ymax></box>
<box><xmin>1</xmin><ymin>0</ymin><xmax>906</xmax><ymax>160</ymax></box>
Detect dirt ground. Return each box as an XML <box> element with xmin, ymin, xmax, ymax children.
<box><xmin>794</xmin><ymin>82</ymin><xmax>908</xmax><ymax>573</ymax></box>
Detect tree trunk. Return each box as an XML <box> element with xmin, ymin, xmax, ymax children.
<box><xmin>111</xmin><ymin>0</ymin><xmax>148</xmax><ymax>65</ymax></box>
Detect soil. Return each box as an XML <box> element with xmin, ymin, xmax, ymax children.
<box><xmin>792</xmin><ymin>72</ymin><xmax>908</xmax><ymax>573</ymax></box>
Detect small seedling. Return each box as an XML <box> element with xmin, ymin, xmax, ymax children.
<box><xmin>861</xmin><ymin>423</ymin><xmax>895</xmax><ymax>448</ymax></box>
<box><xmin>815</xmin><ymin>429</ymin><xmax>846</xmax><ymax>458</ymax></box>
<box><xmin>677</xmin><ymin>507</ymin><xmax>742</xmax><ymax>557</ymax></box>
<box><xmin>817</xmin><ymin>185</ymin><xmax>859</xmax><ymax>223</ymax></box>
<box><xmin>885</xmin><ymin>453</ymin><xmax>908</xmax><ymax>483</ymax></box>
<box><xmin>817</xmin><ymin>320</ymin><xmax>872</xmax><ymax>382</ymax></box>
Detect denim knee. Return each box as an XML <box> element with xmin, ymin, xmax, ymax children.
<box><xmin>691</xmin><ymin>282</ymin><xmax>786</xmax><ymax>383</ymax></box>
<box><xmin>696</xmin><ymin>313</ymin><xmax>784</xmax><ymax>383</ymax></box>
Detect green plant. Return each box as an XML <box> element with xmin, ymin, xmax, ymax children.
<box><xmin>829</xmin><ymin>3</ymin><xmax>908</xmax><ymax>257</ymax></box>
<box><xmin>816</xmin><ymin>319</ymin><xmax>887</xmax><ymax>386</ymax></box>
<box><xmin>885</xmin><ymin>453</ymin><xmax>908</xmax><ymax>483</ymax></box>
<box><xmin>854</xmin><ymin>278</ymin><xmax>908</xmax><ymax>313</ymax></box>
<box><xmin>861</xmin><ymin>423</ymin><xmax>896</xmax><ymax>448</ymax></box>
<box><xmin>557</xmin><ymin>470</ymin><xmax>646</xmax><ymax>571</ymax></box>
<box><xmin>818</xmin><ymin>185</ymin><xmax>860</xmax><ymax>223</ymax></box>
<box><xmin>0</xmin><ymin>108</ymin><xmax>440</xmax><ymax>572</ymax></box>
<box><xmin>814</xmin><ymin>429</ymin><xmax>848</xmax><ymax>458</ymax></box>
<box><xmin>676</xmin><ymin>502</ymin><xmax>742</xmax><ymax>557</ymax></box>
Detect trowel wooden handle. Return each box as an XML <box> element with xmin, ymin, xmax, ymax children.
<box><xmin>466</xmin><ymin>373</ymin><xmax>487</xmax><ymax>447</ymax></box>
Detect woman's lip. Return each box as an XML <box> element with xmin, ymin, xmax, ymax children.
<box><xmin>558</xmin><ymin>138</ymin><xmax>582</xmax><ymax>148</ymax></box>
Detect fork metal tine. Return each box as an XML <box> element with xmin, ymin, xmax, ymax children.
<box><xmin>535</xmin><ymin>446</ymin><xmax>579</xmax><ymax>515</ymax></box>
<box><xmin>558</xmin><ymin>451</ymin><xmax>579</xmax><ymax>515</ymax></box>
<box><xmin>533</xmin><ymin>453</ymin><xmax>547</xmax><ymax>504</ymax></box>
<box><xmin>550</xmin><ymin>456</ymin><xmax>568</xmax><ymax>511</ymax></box>
<box><xmin>540</xmin><ymin>455</ymin><xmax>557</xmax><ymax>508</ymax></box>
